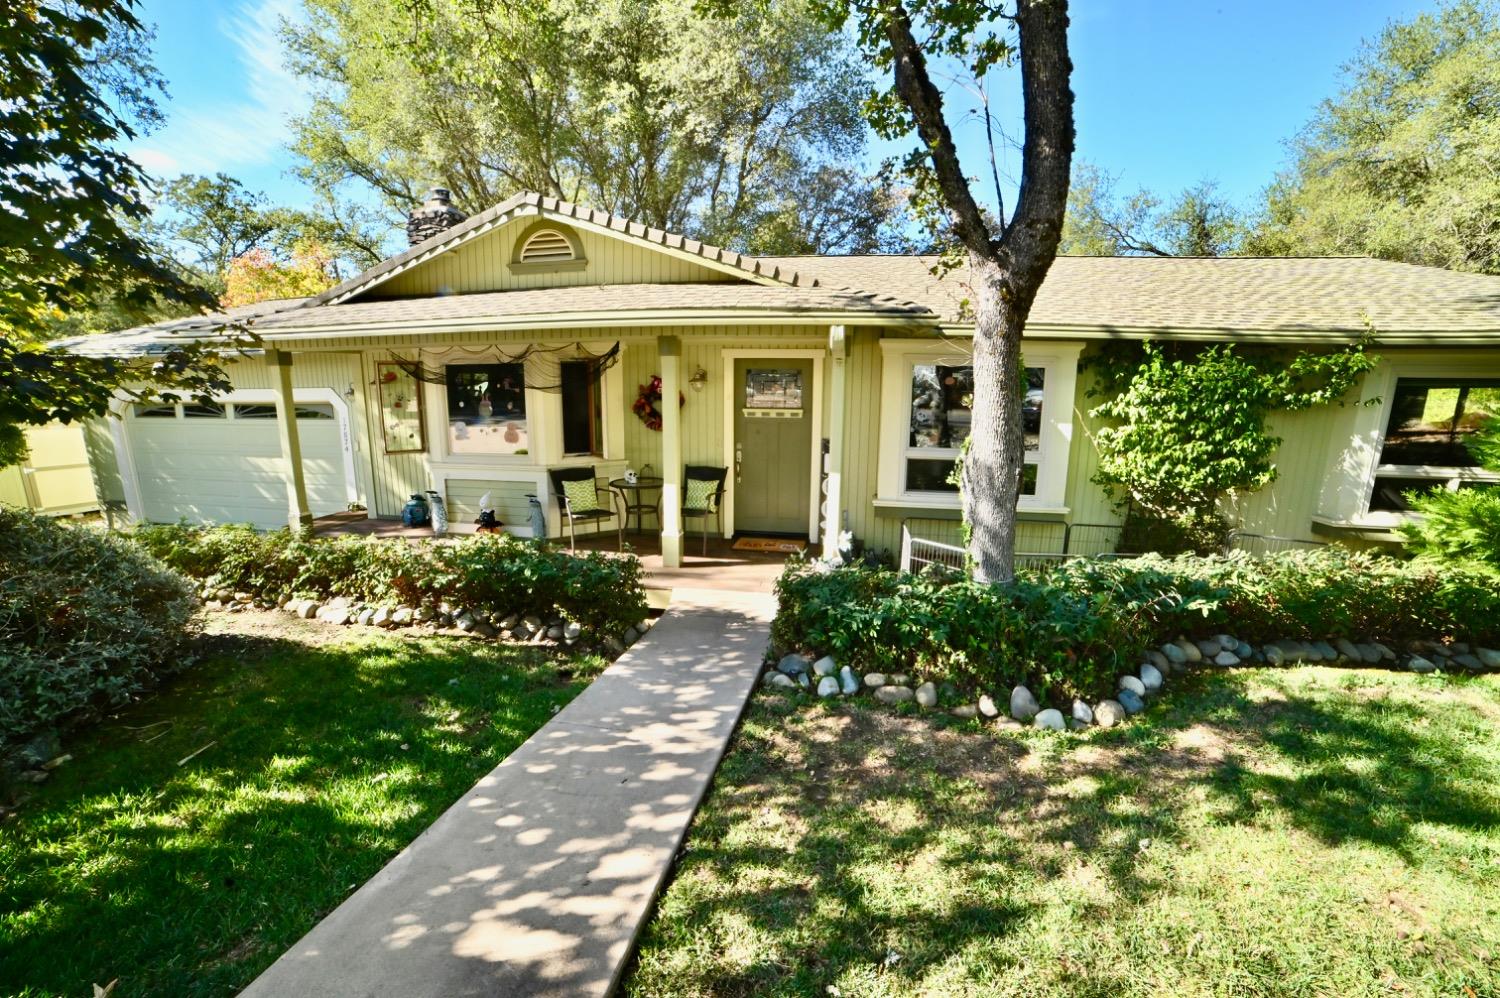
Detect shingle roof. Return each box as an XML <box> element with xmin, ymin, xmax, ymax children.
<box><xmin>760</xmin><ymin>254</ymin><xmax>1500</xmax><ymax>334</ymax></box>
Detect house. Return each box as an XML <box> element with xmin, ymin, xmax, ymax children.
<box><xmin>0</xmin><ymin>423</ymin><xmax>99</xmax><ymax>518</ymax></box>
<box><xmin>61</xmin><ymin>189</ymin><xmax>1500</xmax><ymax>567</ymax></box>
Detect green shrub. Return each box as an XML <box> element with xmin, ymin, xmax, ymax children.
<box><xmin>1401</xmin><ymin>486</ymin><xmax>1500</xmax><ymax>572</ymax></box>
<box><xmin>774</xmin><ymin>548</ymin><xmax>1500</xmax><ymax>703</ymax></box>
<box><xmin>133</xmin><ymin>523</ymin><xmax>647</xmax><ymax>636</ymax></box>
<box><xmin>0</xmin><ymin>509</ymin><xmax>199</xmax><ymax>745</ymax></box>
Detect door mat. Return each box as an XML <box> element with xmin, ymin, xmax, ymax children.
<box><xmin>732</xmin><ymin>537</ymin><xmax>808</xmax><ymax>554</ymax></box>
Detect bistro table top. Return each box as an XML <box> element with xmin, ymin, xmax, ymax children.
<box><xmin>609</xmin><ymin>476</ymin><xmax>664</xmax><ymax>489</ymax></box>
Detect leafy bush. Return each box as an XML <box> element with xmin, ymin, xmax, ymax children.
<box><xmin>1400</xmin><ymin>416</ymin><xmax>1500</xmax><ymax>571</ymax></box>
<box><xmin>0</xmin><ymin>509</ymin><xmax>199</xmax><ymax>745</ymax></box>
<box><xmin>133</xmin><ymin>523</ymin><xmax>647</xmax><ymax>635</ymax></box>
<box><xmin>774</xmin><ymin>548</ymin><xmax>1500</xmax><ymax>703</ymax></box>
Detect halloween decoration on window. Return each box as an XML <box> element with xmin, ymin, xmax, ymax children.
<box><xmin>376</xmin><ymin>361</ymin><xmax>425</xmax><ymax>453</ymax></box>
<box><xmin>632</xmin><ymin>375</ymin><xmax>685</xmax><ymax>432</ymax></box>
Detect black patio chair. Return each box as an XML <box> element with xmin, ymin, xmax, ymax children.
<box><xmin>681</xmin><ymin>465</ymin><xmax>728</xmax><ymax>555</ymax></box>
<box><xmin>548</xmin><ymin>466</ymin><xmax>623</xmax><ymax>551</ymax></box>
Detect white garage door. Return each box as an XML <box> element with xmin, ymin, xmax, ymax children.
<box><xmin>129</xmin><ymin>400</ymin><xmax>351</xmax><ymax>528</ymax></box>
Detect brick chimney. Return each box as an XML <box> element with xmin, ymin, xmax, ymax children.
<box><xmin>406</xmin><ymin>188</ymin><xmax>467</xmax><ymax>246</ymax></box>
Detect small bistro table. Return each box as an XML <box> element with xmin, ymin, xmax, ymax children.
<box><xmin>609</xmin><ymin>476</ymin><xmax>664</xmax><ymax>534</ymax></box>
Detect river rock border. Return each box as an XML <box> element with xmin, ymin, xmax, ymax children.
<box><xmin>198</xmin><ymin>586</ymin><xmax>652</xmax><ymax>656</ymax></box>
<box><xmin>763</xmin><ymin>632</ymin><xmax>1500</xmax><ymax>731</ymax></box>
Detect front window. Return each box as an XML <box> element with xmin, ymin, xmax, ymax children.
<box><xmin>904</xmin><ymin>363</ymin><xmax>1044</xmax><ymax>496</ymax></box>
<box><xmin>1370</xmin><ymin>378</ymin><xmax>1500</xmax><ymax>511</ymax></box>
<box><xmin>560</xmin><ymin>360</ymin><xmax>602</xmax><ymax>456</ymax></box>
<box><xmin>446</xmin><ymin>363</ymin><xmax>528</xmax><ymax>455</ymax></box>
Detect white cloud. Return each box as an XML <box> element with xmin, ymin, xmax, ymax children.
<box><xmin>130</xmin><ymin>0</ymin><xmax>309</xmax><ymax>179</ymax></box>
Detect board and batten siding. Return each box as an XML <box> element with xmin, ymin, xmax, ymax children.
<box><xmin>376</xmin><ymin>216</ymin><xmax>733</xmax><ymax>297</ymax></box>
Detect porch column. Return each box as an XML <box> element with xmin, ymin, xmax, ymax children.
<box><xmin>270</xmin><ymin>349</ymin><xmax>313</xmax><ymax>529</ymax></box>
<box><xmin>658</xmin><ymin>335</ymin><xmax>684</xmax><ymax>567</ymax></box>
<box><xmin>822</xmin><ymin>325</ymin><xmax>847</xmax><ymax>559</ymax></box>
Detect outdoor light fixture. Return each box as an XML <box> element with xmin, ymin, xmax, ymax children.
<box><xmin>688</xmin><ymin>366</ymin><xmax>708</xmax><ymax>392</ymax></box>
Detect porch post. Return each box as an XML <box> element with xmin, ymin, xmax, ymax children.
<box><xmin>822</xmin><ymin>325</ymin><xmax>847</xmax><ymax>559</ymax></box>
<box><xmin>269</xmin><ymin>349</ymin><xmax>313</xmax><ymax>529</ymax></box>
<box><xmin>658</xmin><ymin>335</ymin><xmax>684</xmax><ymax>567</ymax></box>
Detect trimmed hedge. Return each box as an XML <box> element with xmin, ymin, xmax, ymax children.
<box><xmin>132</xmin><ymin>523</ymin><xmax>648</xmax><ymax>636</ymax></box>
<box><xmin>773</xmin><ymin>548</ymin><xmax>1500</xmax><ymax>702</ymax></box>
<box><xmin>1</xmin><ymin>509</ymin><xmax>199</xmax><ymax>746</ymax></box>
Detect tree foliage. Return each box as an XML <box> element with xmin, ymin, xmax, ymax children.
<box><xmin>221</xmin><ymin>242</ymin><xmax>337</xmax><ymax>308</ymax></box>
<box><xmin>1249</xmin><ymin>0</ymin><xmax>1500</xmax><ymax>274</ymax></box>
<box><xmin>1060</xmin><ymin>161</ymin><xmax>1246</xmax><ymax>257</ymax></box>
<box><xmin>285</xmin><ymin>0</ymin><xmax>911</xmax><ymax>254</ymax></box>
<box><xmin>0</xmin><ymin>1</ymin><xmax>245</xmax><ymax>467</ymax></box>
<box><xmin>1088</xmin><ymin>340</ymin><xmax>1378</xmax><ymax>551</ymax></box>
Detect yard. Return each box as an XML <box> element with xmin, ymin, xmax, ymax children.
<box><xmin>627</xmin><ymin>667</ymin><xmax>1500</xmax><ymax>997</ymax></box>
<box><xmin>0</xmin><ymin>611</ymin><xmax>606</xmax><ymax>998</ymax></box>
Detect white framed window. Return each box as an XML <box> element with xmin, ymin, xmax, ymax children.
<box><xmin>877</xmin><ymin>339</ymin><xmax>1081</xmax><ymax>510</ymax></box>
<box><xmin>1368</xmin><ymin>377</ymin><xmax>1500</xmax><ymax>512</ymax></box>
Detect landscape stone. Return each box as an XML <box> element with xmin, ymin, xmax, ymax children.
<box><xmin>325</xmin><ymin>609</ymin><xmax>351</xmax><ymax>626</ymax></box>
<box><xmin>356</xmin><ymin>608</ymin><xmax>376</xmax><ymax>627</ymax></box>
<box><xmin>889</xmin><ymin>673</ymin><xmax>912</xmax><ymax>686</ymax></box>
<box><xmin>1195</xmin><ymin>638</ymin><xmax>1222</xmax><ymax>658</ymax></box>
<box><xmin>1117</xmin><ymin>689</ymin><xmax>1146</xmax><ymax>714</ymax></box>
<box><xmin>454</xmin><ymin>611</ymin><xmax>476</xmax><ymax>632</ymax></box>
<box><xmin>817</xmin><ymin>676</ymin><xmax>840</xmax><ymax>698</ymax></box>
<box><xmin>1235</xmin><ymin>641</ymin><xmax>1253</xmax><ymax>659</ymax></box>
<box><xmin>392</xmin><ymin>607</ymin><xmax>414</xmax><ymax>626</ymax></box>
<box><xmin>1477</xmin><ymin>647</ymin><xmax>1500</xmax><ymax>669</ymax></box>
<box><xmin>1213</xmin><ymin>650</ymin><xmax>1240</xmax><ymax>667</ymax></box>
<box><xmin>1213</xmin><ymin>634</ymin><xmax>1237</xmax><ymax>650</ymax></box>
<box><xmin>1314</xmin><ymin>641</ymin><xmax>1339</xmax><ymax>662</ymax></box>
<box><xmin>1118</xmin><ymin>674</ymin><xmax>1147</xmax><ymax>697</ymax></box>
<box><xmin>1356</xmin><ymin>643</ymin><xmax>1383</xmax><ymax>664</ymax></box>
<box><xmin>1033</xmin><ymin>708</ymin><xmax>1065</xmax><ymax>731</ymax></box>
<box><xmin>875</xmin><ymin>686</ymin><xmax>914</xmax><ymax>704</ymax></box>
<box><xmin>777</xmin><ymin>654</ymin><xmax>811</xmax><ymax>676</ymax></box>
<box><xmin>1453</xmin><ymin>653</ymin><xmax>1485</xmax><ymax>672</ymax></box>
<box><xmin>813</xmin><ymin>656</ymin><xmax>838</xmax><ymax>678</ymax></box>
<box><xmin>623</xmin><ymin>626</ymin><xmax>640</xmax><ymax>645</ymax></box>
<box><xmin>764</xmin><ymin>672</ymin><xmax>796</xmax><ymax>689</ymax></box>
<box><xmin>864</xmin><ymin>673</ymin><xmax>888</xmax><ymax>688</ymax></box>
<box><xmin>915</xmin><ymin>682</ymin><xmax>938</xmax><ymax>707</ymax></box>
<box><xmin>546</xmin><ymin>624</ymin><xmax>564</xmax><ymax>641</ymax></box>
<box><xmin>298</xmin><ymin>600</ymin><xmax>321</xmax><ymax>620</ymax></box>
<box><xmin>473</xmin><ymin>622</ymin><xmax>496</xmax><ymax>639</ymax></box>
<box><xmin>977</xmin><ymin>694</ymin><xmax>999</xmax><ymax>718</ymax></box>
<box><xmin>1336</xmin><ymin>638</ymin><xmax>1361</xmax><ymax>662</ymax></box>
<box><xmin>1071</xmin><ymin>699</ymin><xmax>1094</xmax><ymax>725</ymax></box>
<box><xmin>839</xmin><ymin>666</ymin><xmax>860</xmax><ymax>695</ymax></box>
<box><xmin>1264</xmin><ymin>644</ymin><xmax>1286</xmax><ymax>666</ymax></box>
<box><xmin>1145</xmin><ymin>649</ymin><xmax>1170</xmax><ymax>671</ymax></box>
<box><xmin>951</xmin><ymin>704</ymin><xmax>979</xmax><ymax>719</ymax></box>
<box><xmin>1094</xmin><ymin>700</ymin><xmax>1126</xmax><ymax>727</ymax></box>
<box><xmin>1139</xmin><ymin>663</ymin><xmax>1164</xmax><ymax>692</ymax></box>
<box><xmin>1161</xmin><ymin>642</ymin><xmax>1187</xmax><ymax>665</ymax></box>
<box><xmin>1009</xmin><ymin>685</ymin><xmax>1041</xmax><ymax>722</ymax></box>
<box><xmin>602</xmin><ymin>634</ymin><xmax>626</xmax><ymax>655</ymax></box>
<box><xmin>1175</xmin><ymin>639</ymin><xmax>1202</xmax><ymax>663</ymax></box>
<box><xmin>1372</xmin><ymin>642</ymin><xmax>1398</xmax><ymax>662</ymax></box>
<box><xmin>796</xmin><ymin>673</ymin><xmax>811</xmax><ymax>690</ymax></box>
<box><xmin>563</xmin><ymin>621</ymin><xmax>582</xmax><ymax>642</ymax></box>
<box><xmin>372</xmin><ymin>607</ymin><xmax>393</xmax><ymax>628</ymax></box>
<box><xmin>1406</xmin><ymin>655</ymin><xmax>1437</xmax><ymax>673</ymax></box>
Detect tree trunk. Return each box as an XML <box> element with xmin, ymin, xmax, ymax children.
<box><xmin>964</xmin><ymin>258</ymin><xmax>1027</xmax><ymax>582</ymax></box>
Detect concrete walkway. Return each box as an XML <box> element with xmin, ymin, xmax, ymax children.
<box><xmin>241</xmin><ymin>588</ymin><xmax>774</xmax><ymax>998</ymax></box>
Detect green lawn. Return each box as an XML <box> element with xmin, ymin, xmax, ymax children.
<box><xmin>627</xmin><ymin>667</ymin><xmax>1500</xmax><ymax>997</ymax></box>
<box><xmin>0</xmin><ymin>614</ymin><xmax>604</xmax><ymax>998</ymax></box>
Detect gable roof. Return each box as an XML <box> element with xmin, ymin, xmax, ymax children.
<box><xmin>761</xmin><ymin>254</ymin><xmax>1500</xmax><ymax>337</ymax></box>
<box><xmin>313</xmin><ymin>191</ymin><xmax>822</xmax><ymax>306</ymax></box>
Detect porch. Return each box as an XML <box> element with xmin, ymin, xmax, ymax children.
<box><xmin>312</xmin><ymin>511</ymin><xmax>796</xmax><ymax>595</ymax></box>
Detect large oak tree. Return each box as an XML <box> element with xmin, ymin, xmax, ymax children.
<box><xmin>826</xmin><ymin>0</ymin><xmax>1075</xmax><ymax>582</ymax></box>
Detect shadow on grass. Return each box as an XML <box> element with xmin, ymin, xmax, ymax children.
<box><xmin>628</xmin><ymin>669</ymin><xmax>1500</xmax><ymax>996</ymax></box>
<box><xmin>0</xmin><ymin>629</ymin><xmax>594</xmax><ymax>998</ymax></box>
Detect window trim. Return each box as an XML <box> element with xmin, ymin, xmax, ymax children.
<box><xmin>441</xmin><ymin>360</ymin><xmax>533</xmax><ymax>460</ymax></box>
<box><xmin>876</xmin><ymin>339</ymin><xmax>1081</xmax><ymax>512</ymax></box>
<box><xmin>559</xmin><ymin>359</ymin><xmax>604</xmax><ymax>457</ymax></box>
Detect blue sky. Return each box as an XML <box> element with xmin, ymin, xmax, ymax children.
<box><xmin>133</xmin><ymin>0</ymin><xmax>1435</xmax><ymax>224</ymax></box>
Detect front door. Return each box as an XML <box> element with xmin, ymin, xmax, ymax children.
<box><xmin>733</xmin><ymin>359</ymin><xmax>813</xmax><ymax>535</ymax></box>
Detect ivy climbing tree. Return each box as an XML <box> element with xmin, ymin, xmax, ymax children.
<box><xmin>1088</xmin><ymin>340</ymin><xmax>1378</xmax><ymax>553</ymax></box>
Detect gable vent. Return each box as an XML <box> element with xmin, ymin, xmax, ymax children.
<box><xmin>519</xmin><ymin>229</ymin><xmax>576</xmax><ymax>263</ymax></box>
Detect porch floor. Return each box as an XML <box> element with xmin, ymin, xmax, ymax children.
<box><xmin>312</xmin><ymin>512</ymin><xmax>800</xmax><ymax>595</ymax></box>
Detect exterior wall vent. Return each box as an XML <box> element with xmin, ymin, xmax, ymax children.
<box><xmin>519</xmin><ymin>229</ymin><xmax>576</xmax><ymax>262</ymax></box>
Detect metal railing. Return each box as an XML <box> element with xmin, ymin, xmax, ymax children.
<box><xmin>898</xmin><ymin>519</ymin><xmax>1325</xmax><ymax>573</ymax></box>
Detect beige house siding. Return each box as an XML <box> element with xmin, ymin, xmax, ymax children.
<box><xmin>0</xmin><ymin>423</ymin><xmax>99</xmax><ymax>516</ymax></box>
<box><xmin>376</xmin><ymin>216</ymin><xmax>733</xmax><ymax>298</ymax></box>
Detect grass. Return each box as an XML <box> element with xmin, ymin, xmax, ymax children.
<box><xmin>0</xmin><ymin>613</ymin><xmax>606</xmax><ymax>998</ymax></box>
<box><xmin>626</xmin><ymin>666</ymin><xmax>1500</xmax><ymax>997</ymax></box>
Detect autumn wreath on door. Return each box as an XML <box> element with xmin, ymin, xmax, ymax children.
<box><xmin>631</xmin><ymin>375</ymin><xmax>687</xmax><ymax>432</ymax></box>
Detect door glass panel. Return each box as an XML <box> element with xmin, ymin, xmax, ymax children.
<box><xmin>744</xmin><ymin>369</ymin><xmax>803</xmax><ymax>409</ymax></box>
